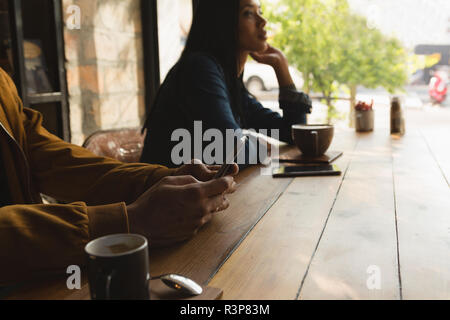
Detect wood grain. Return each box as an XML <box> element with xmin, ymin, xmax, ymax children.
<box><xmin>5</xmin><ymin>276</ymin><xmax>222</xmax><ymax>300</ymax></box>
<box><xmin>209</xmin><ymin>129</ymin><xmax>359</xmax><ymax>299</ymax></box>
<box><xmin>299</xmin><ymin>132</ymin><xmax>400</xmax><ymax>299</ymax></box>
<box><xmin>419</xmin><ymin>127</ymin><xmax>450</xmax><ymax>186</ymax></box>
<box><xmin>5</xmin><ymin>147</ymin><xmax>294</xmax><ymax>299</ymax></box>
<box><xmin>146</xmin><ymin>161</ymin><xmax>294</xmax><ymax>286</ymax></box>
<box><xmin>6</xmin><ymin>121</ymin><xmax>448</xmax><ymax>300</ymax></box>
<box><xmin>392</xmin><ymin>128</ymin><xmax>450</xmax><ymax>299</ymax></box>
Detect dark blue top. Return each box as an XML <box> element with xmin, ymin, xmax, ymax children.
<box><xmin>140</xmin><ymin>52</ymin><xmax>312</xmax><ymax>168</ymax></box>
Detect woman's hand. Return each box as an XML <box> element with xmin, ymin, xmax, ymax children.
<box><xmin>250</xmin><ymin>44</ymin><xmax>294</xmax><ymax>88</ymax></box>
<box><xmin>250</xmin><ymin>44</ymin><xmax>287</xmax><ymax>70</ymax></box>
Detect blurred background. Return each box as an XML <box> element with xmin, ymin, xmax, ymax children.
<box><xmin>0</xmin><ymin>0</ymin><xmax>449</xmax><ymax>146</ymax></box>
<box><xmin>256</xmin><ymin>0</ymin><xmax>450</xmax><ymax>129</ymax></box>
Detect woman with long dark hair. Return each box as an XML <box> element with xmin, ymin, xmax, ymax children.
<box><xmin>140</xmin><ymin>0</ymin><xmax>312</xmax><ymax>168</ymax></box>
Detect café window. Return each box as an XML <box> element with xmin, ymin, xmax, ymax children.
<box><xmin>141</xmin><ymin>0</ymin><xmax>195</xmax><ymax>116</ymax></box>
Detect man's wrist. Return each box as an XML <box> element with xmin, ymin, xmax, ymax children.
<box><xmin>126</xmin><ymin>203</ymin><xmax>138</xmax><ymax>234</ymax></box>
<box><xmin>87</xmin><ymin>203</ymin><xmax>130</xmax><ymax>240</ymax></box>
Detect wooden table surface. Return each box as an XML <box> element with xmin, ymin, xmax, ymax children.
<box><xmin>4</xmin><ymin>119</ymin><xmax>450</xmax><ymax>300</ymax></box>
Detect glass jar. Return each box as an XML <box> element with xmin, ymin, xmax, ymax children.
<box><xmin>390</xmin><ymin>97</ymin><xmax>405</xmax><ymax>135</ymax></box>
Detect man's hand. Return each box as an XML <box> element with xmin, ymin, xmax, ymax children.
<box><xmin>126</xmin><ymin>175</ymin><xmax>237</xmax><ymax>247</ymax></box>
<box><xmin>174</xmin><ymin>159</ymin><xmax>239</xmax><ymax>182</ymax></box>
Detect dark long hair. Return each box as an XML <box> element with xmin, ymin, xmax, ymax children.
<box><xmin>179</xmin><ymin>0</ymin><xmax>246</xmax><ymax>125</ymax></box>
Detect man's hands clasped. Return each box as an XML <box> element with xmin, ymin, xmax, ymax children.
<box><xmin>126</xmin><ymin>162</ymin><xmax>239</xmax><ymax>247</ymax></box>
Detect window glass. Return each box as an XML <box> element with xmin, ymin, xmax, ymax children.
<box><xmin>256</xmin><ymin>0</ymin><xmax>450</xmax><ymax>123</ymax></box>
<box><xmin>157</xmin><ymin>0</ymin><xmax>193</xmax><ymax>82</ymax></box>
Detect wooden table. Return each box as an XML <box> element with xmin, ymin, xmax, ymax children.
<box><xmin>4</xmin><ymin>118</ymin><xmax>450</xmax><ymax>300</ymax></box>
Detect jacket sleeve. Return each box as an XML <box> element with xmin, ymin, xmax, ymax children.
<box><xmin>21</xmin><ymin>107</ymin><xmax>176</xmax><ymax>205</ymax></box>
<box><xmin>0</xmin><ymin>201</ymin><xmax>128</xmax><ymax>286</ymax></box>
<box><xmin>0</xmin><ymin>68</ymin><xmax>176</xmax><ymax>286</ymax></box>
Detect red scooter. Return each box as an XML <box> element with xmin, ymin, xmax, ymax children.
<box><xmin>429</xmin><ymin>71</ymin><xmax>448</xmax><ymax>104</ymax></box>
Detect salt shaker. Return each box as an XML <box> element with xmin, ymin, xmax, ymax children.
<box><xmin>390</xmin><ymin>97</ymin><xmax>405</xmax><ymax>135</ymax></box>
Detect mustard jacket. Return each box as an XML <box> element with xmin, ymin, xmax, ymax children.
<box><xmin>0</xmin><ymin>68</ymin><xmax>175</xmax><ymax>285</ymax></box>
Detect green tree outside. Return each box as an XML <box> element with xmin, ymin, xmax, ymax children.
<box><xmin>264</xmin><ymin>0</ymin><xmax>408</xmax><ymax>124</ymax></box>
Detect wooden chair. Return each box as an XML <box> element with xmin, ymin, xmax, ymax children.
<box><xmin>82</xmin><ymin>128</ymin><xmax>145</xmax><ymax>163</ymax></box>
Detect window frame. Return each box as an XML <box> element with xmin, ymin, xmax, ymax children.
<box><xmin>141</xmin><ymin>0</ymin><xmax>197</xmax><ymax>119</ymax></box>
<box><xmin>6</xmin><ymin>0</ymin><xmax>70</xmax><ymax>141</ymax></box>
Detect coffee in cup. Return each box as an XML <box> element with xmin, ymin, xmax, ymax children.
<box><xmin>291</xmin><ymin>124</ymin><xmax>334</xmax><ymax>157</ymax></box>
<box><xmin>85</xmin><ymin>234</ymin><xmax>150</xmax><ymax>300</ymax></box>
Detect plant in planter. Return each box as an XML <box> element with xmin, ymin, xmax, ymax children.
<box><xmin>354</xmin><ymin>100</ymin><xmax>374</xmax><ymax>132</ymax></box>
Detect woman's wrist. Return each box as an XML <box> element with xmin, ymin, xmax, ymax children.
<box><xmin>274</xmin><ymin>60</ymin><xmax>294</xmax><ymax>88</ymax></box>
<box><xmin>271</xmin><ymin>54</ymin><xmax>288</xmax><ymax>72</ymax></box>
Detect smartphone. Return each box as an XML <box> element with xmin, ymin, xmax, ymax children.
<box><xmin>272</xmin><ymin>164</ymin><xmax>341</xmax><ymax>177</ymax></box>
<box><xmin>213</xmin><ymin>136</ymin><xmax>248</xmax><ymax>179</ymax></box>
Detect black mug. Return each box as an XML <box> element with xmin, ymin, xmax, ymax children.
<box><xmin>291</xmin><ymin>124</ymin><xmax>334</xmax><ymax>157</ymax></box>
<box><xmin>85</xmin><ymin>234</ymin><xmax>150</xmax><ymax>300</ymax></box>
